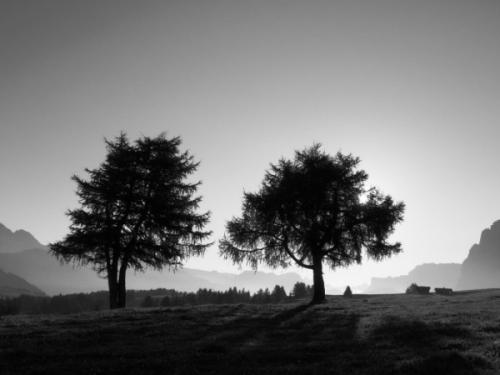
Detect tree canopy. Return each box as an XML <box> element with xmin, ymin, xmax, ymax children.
<box><xmin>50</xmin><ymin>133</ymin><xmax>211</xmax><ymax>308</ymax></box>
<box><xmin>219</xmin><ymin>144</ymin><xmax>404</xmax><ymax>303</ymax></box>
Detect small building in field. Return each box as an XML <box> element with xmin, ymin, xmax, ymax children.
<box><xmin>434</xmin><ymin>287</ymin><xmax>453</xmax><ymax>295</ymax></box>
<box><xmin>405</xmin><ymin>283</ymin><xmax>430</xmax><ymax>295</ymax></box>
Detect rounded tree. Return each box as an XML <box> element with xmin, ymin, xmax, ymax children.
<box><xmin>219</xmin><ymin>144</ymin><xmax>404</xmax><ymax>304</ymax></box>
<box><xmin>50</xmin><ymin>133</ymin><xmax>211</xmax><ymax>309</ymax></box>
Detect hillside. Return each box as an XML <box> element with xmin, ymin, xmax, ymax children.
<box><xmin>366</xmin><ymin>263</ymin><xmax>461</xmax><ymax>293</ymax></box>
<box><xmin>0</xmin><ymin>269</ymin><xmax>45</xmax><ymax>298</ymax></box>
<box><xmin>1</xmin><ymin>291</ymin><xmax>498</xmax><ymax>374</ymax></box>
<box><xmin>0</xmin><ymin>248</ymin><xmax>307</xmax><ymax>295</ymax></box>
<box><xmin>458</xmin><ymin>220</ymin><xmax>500</xmax><ymax>290</ymax></box>
<box><xmin>0</xmin><ymin>222</ymin><xmax>310</xmax><ymax>295</ymax></box>
<box><xmin>0</xmin><ymin>223</ymin><xmax>45</xmax><ymax>253</ymax></box>
<box><xmin>0</xmin><ymin>248</ymin><xmax>106</xmax><ymax>294</ymax></box>
<box><xmin>366</xmin><ymin>219</ymin><xmax>500</xmax><ymax>293</ymax></box>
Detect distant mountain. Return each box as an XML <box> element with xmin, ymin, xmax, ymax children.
<box><xmin>0</xmin><ymin>222</ymin><xmax>311</xmax><ymax>295</ymax></box>
<box><xmin>365</xmin><ymin>263</ymin><xmax>461</xmax><ymax>294</ymax></box>
<box><xmin>457</xmin><ymin>220</ymin><xmax>500</xmax><ymax>290</ymax></box>
<box><xmin>0</xmin><ymin>248</ymin><xmax>308</xmax><ymax>295</ymax></box>
<box><xmin>0</xmin><ymin>223</ymin><xmax>45</xmax><ymax>253</ymax></box>
<box><xmin>0</xmin><ymin>269</ymin><xmax>46</xmax><ymax>298</ymax></box>
<box><xmin>365</xmin><ymin>219</ymin><xmax>500</xmax><ymax>293</ymax></box>
<box><xmin>128</xmin><ymin>267</ymin><xmax>308</xmax><ymax>293</ymax></box>
<box><xmin>0</xmin><ymin>248</ymin><xmax>106</xmax><ymax>295</ymax></box>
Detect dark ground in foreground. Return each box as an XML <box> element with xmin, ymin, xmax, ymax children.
<box><xmin>1</xmin><ymin>290</ymin><xmax>500</xmax><ymax>374</ymax></box>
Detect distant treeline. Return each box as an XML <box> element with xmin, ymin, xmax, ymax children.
<box><xmin>0</xmin><ymin>282</ymin><xmax>313</xmax><ymax>316</ymax></box>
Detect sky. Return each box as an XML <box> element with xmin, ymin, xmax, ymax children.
<box><xmin>1</xmin><ymin>0</ymin><xmax>499</xmax><ymax>287</ymax></box>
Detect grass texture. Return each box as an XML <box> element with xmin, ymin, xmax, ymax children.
<box><xmin>2</xmin><ymin>290</ymin><xmax>500</xmax><ymax>374</ymax></box>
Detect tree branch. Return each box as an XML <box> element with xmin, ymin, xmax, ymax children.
<box><xmin>282</xmin><ymin>240</ymin><xmax>313</xmax><ymax>269</ymax></box>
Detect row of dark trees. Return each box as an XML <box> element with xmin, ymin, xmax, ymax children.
<box><xmin>142</xmin><ymin>284</ymin><xmax>311</xmax><ymax>307</ymax></box>
<box><xmin>50</xmin><ymin>133</ymin><xmax>404</xmax><ymax>308</ymax></box>
<box><xmin>0</xmin><ymin>283</ymin><xmax>314</xmax><ymax>316</ymax></box>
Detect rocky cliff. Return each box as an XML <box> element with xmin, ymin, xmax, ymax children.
<box><xmin>366</xmin><ymin>263</ymin><xmax>461</xmax><ymax>294</ymax></box>
<box><xmin>0</xmin><ymin>269</ymin><xmax>46</xmax><ymax>297</ymax></box>
<box><xmin>457</xmin><ymin>220</ymin><xmax>500</xmax><ymax>290</ymax></box>
<box><xmin>0</xmin><ymin>223</ymin><xmax>45</xmax><ymax>253</ymax></box>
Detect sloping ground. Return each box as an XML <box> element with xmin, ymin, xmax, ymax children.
<box><xmin>0</xmin><ymin>223</ymin><xmax>45</xmax><ymax>253</ymax></box>
<box><xmin>0</xmin><ymin>249</ymin><xmax>307</xmax><ymax>295</ymax></box>
<box><xmin>0</xmin><ymin>269</ymin><xmax>45</xmax><ymax>298</ymax></box>
<box><xmin>458</xmin><ymin>220</ymin><xmax>500</xmax><ymax>290</ymax></box>
<box><xmin>1</xmin><ymin>291</ymin><xmax>500</xmax><ymax>374</ymax></box>
<box><xmin>367</xmin><ymin>263</ymin><xmax>462</xmax><ymax>293</ymax></box>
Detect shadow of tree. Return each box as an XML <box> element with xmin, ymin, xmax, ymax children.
<box><xmin>190</xmin><ymin>307</ymin><xmax>491</xmax><ymax>375</ymax></box>
<box><xmin>270</xmin><ymin>303</ymin><xmax>312</xmax><ymax>323</ymax></box>
<box><xmin>190</xmin><ymin>304</ymin><xmax>363</xmax><ymax>374</ymax></box>
<box><xmin>367</xmin><ymin>315</ymin><xmax>490</xmax><ymax>375</ymax></box>
<box><xmin>398</xmin><ymin>352</ymin><xmax>490</xmax><ymax>375</ymax></box>
<box><xmin>1</xmin><ymin>303</ymin><xmax>493</xmax><ymax>375</ymax></box>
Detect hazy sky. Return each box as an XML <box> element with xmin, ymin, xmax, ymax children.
<box><xmin>1</xmin><ymin>0</ymin><xmax>499</xmax><ymax>286</ymax></box>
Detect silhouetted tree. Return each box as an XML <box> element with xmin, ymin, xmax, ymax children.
<box><xmin>264</xmin><ymin>288</ymin><xmax>272</xmax><ymax>303</ymax></box>
<box><xmin>220</xmin><ymin>144</ymin><xmax>404</xmax><ymax>304</ymax></box>
<box><xmin>343</xmin><ymin>286</ymin><xmax>353</xmax><ymax>297</ymax></box>
<box><xmin>291</xmin><ymin>282</ymin><xmax>311</xmax><ymax>299</ymax></box>
<box><xmin>271</xmin><ymin>285</ymin><xmax>287</xmax><ymax>302</ymax></box>
<box><xmin>0</xmin><ymin>286</ymin><xmax>297</xmax><ymax>316</ymax></box>
<box><xmin>50</xmin><ymin>133</ymin><xmax>211</xmax><ymax>309</ymax></box>
<box><xmin>141</xmin><ymin>295</ymin><xmax>155</xmax><ymax>308</ymax></box>
<box><xmin>252</xmin><ymin>288</ymin><xmax>265</xmax><ymax>304</ymax></box>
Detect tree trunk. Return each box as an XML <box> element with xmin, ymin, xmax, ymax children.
<box><xmin>108</xmin><ymin>267</ymin><xmax>119</xmax><ymax>309</ymax></box>
<box><xmin>311</xmin><ymin>254</ymin><xmax>325</xmax><ymax>304</ymax></box>
<box><xmin>117</xmin><ymin>262</ymin><xmax>127</xmax><ymax>308</ymax></box>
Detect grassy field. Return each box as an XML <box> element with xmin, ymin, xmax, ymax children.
<box><xmin>1</xmin><ymin>290</ymin><xmax>500</xmax><ymax>374</ymax></box>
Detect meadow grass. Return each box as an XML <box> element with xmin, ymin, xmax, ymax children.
<box><xmin>1</xmin><ymin>290</ymin><xmax>500</xmax><ymax>374</ymax></box>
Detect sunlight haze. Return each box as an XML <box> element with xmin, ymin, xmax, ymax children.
<box><xmin>1</xmin><ymin>0</ymin><xmax>499</xmax><ymax>287</ymax></box>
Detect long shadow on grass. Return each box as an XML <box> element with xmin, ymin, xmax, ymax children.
<box><xmin>367</xmin><ymin>315</ymin><xmax>491</xmax><ymax>375</ymax></box>
<box><xmin>189</xmin><ymin>303</ymin><xmax>363</xmax><ymax>374</ymax></box>
<box><xmin>191</xmin><ymin>306</ymin><xmax>492</xmax><ymax>375</ymax></box>
<box><xmin>269</xmin><ymin>303</ymin><xmax>311</xmax><ymax>323</ymax></box>
<box><xmin>2</xmin><ymin>304</ymin><xmax>492</xmax><ymax>375</ymax></box>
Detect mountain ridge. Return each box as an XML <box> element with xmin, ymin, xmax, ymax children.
<box><xmin>0</xmin><ymin>268</ymin><xmax>46</xmax><ymax>297</ymax></box>
<box><xmin>365</xmin><ymin>219</ymin><xmax>500</xmax><ymax>293</ymax></box>
<box><xmin>0</xmin><ymin>223</ymin><xmax>45</xmax><ymax>253</ymax></box>
<box><xmin>457</xmin><ymin>220</ymin><xmax>500</xmax><ymax>290</ymax></box>
<box><xmin>0</xmin><ymin>222</ymin><xmax>317</xmax><ymax>295</ymax></box>
<box><xmin>0</xmin><ymin>248</ymin><xmax>309</xmax><ymax>295</ymax></box>
<box><xmin>365</xmin><ymin>262</ymin><xmax>462</xmax><ymax>294</ymax></box>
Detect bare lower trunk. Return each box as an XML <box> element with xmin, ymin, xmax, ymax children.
<box><xmin>108</xmin><ymin>267</ymin><xmax>119</xmax><ymax>309</ymax></box>
<box><xmin>117</xmin><ymin>263</ymin><xmax>127</xmax><ymax>308</ymax></box>
<box><xmin>311</xmin><ymin>254</ymin><xmax>325</xmax><ymax>304</ymax></box>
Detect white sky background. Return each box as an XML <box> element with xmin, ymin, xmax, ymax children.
<box><xmin>1</xmin><ymin>0</ymin><xmax>499</xmax><ymax>287</ymax></box>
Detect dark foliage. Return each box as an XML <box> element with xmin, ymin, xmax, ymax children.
<box><xmin>435</xmin><ymin>287</ymin><xmax>453</xmax><ymax>295</ymax></box>
<box><xmin>220</xmin><ymin>144</ymin><xmax>405</xmax><ymax>303</ymax></box>
<box><xmin>141</xmin><ymin>295</ymin><xmax>154</xmax><ymax>308</ymax></box>
<box><xmin>343</xmin><ymin>286</ymin><xmax>353</xmax><ymax>297</ymax></box>
<box><xmin>0</xmin><ymin>282</ymin><xmax>311</xmax><ymax>315</ymax></box>
<box><xmin>0</xmin><ymin>292</ymin><xmax>109</xmax><ymax>315</ymax></box>
<box><xmin>50</xmin><ymin>133</ymin><xmax>211</xmax><ymax>308</ymax></box>
<box><xmin>406</xmin><ymin>283</ymin><xmax>431</xmax><ymax>295</ymax></box>
<box><xmin>291</xmin><ymin>281</ymin><xmax>314</xmax><ymax>299</ymax></box>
